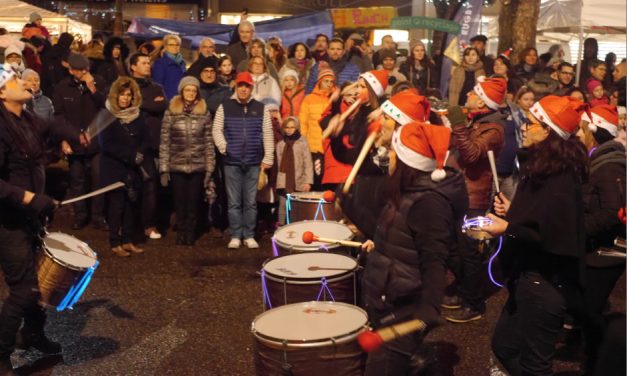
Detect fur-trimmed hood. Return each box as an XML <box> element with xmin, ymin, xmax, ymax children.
<box><xmin>103</xmin><ymin>37</ymin><xmax>129</xmax><ymax>62</ymax></box>
<box><xmin>83</xmin><ymin>40</ymin><xmax>104</xmax><ymax>60</ymax></box>
<box><xmin>107</xmin><ymin>76</ymin><xmax>142</xmax><ymax>113</ymax></box>
<box><xmin>168</xmin><ymin>95</ymin><xmax>208</xmax><ymax>115</ymax></box>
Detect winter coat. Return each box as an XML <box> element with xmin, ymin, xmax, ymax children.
<box><xmin>361</xmin><ymin>169</ymin><xmax>468</xmax><ymax>325</ymax></box>
<box><xmin>152</xmin><ymin>54</ymin><xmax>186</xmax><ymax>100</ymax></box>
<box><xmin>238</xmin><ymin>59</ymin><xmax>280</xmax><ymax>82</ymax></box>
<box><xmin>186</xmin><ymin>54</ymin><xmax>219</xmax><ymax>79</ymax></box>
<box><xmin>280</xmin><ymin>85</ymin><xmax>305</xmax><ymax>118</ymax></box>
<box><xmin>347</xmin><ymin>47</ymin><xmax>373</xmax><ymax>73</ymax></box>
<box><xmin>199</xmin><ymin>82</ymin><xmax>232</xmax><ymax>116</ymax></box>
<box><xmin>451</xmin><ymin>110</ymin><xmax>506</xmax><ymax>210</ymax></box>
<box><xmin>83</xmin><ymin>40</ymin><xmax>105</xmax><ymax>73</ymax></box>
<box><xmin>299</xmin><ymin>82</ymin><xmax>332</xmax><ymax>154</ymax></box>
<box><xmin>583</xmin><ymin>141</ymin><xmax>626</xmax><ymax>254</ymax></box>
<box><xmin>133</xmin><ymin>77</ymin><xmax>167</xmax><ymax>154</ymax></box>
<box><xmin>40</xmin><ymin>32</ymin><xmax>73</xmax><ymax>97</ymax></box>
<box><xmin>96</xmin><ymin>37</ymin><xmax>129</xmax><ymax>88</ymax></box>
<box><xmin>25</xmin><ymin>91</ymin><xmax>54</xmax><ymax>122</ymax></box>
<box><xmin>52</xmin><ymin>74</ymin><xmax>107</xmax><ymax>155</ymax></box>
<box><xmin>212</xmin><ymin>95</ymin><xmax>274</xmax><ymax>167</ymax></box>
<box><xmin>279</xmin><ymin>58</ymin><xmax>315</xmax><ymax>85</ymax></box>
<box><xmin>399</xmin><ymin>61</ymin><xmax>436</xmax><ymax>96</ymax></box>
<box><xmin>276</xmin><ymin>137</ymin><xmax>313</xmax><ymax>191</ymax></box>
<box><xmin>252</xmin><ymin>73</ymin><xmax>281</xmax><ymax>106</ymax></box>
<box><xmin>305</xmin><ymin>58</ymin><xmax>360</xmax><ymax>94</ymax></box>
<box><xmin>448</xmin><ymin>62</ymin><xmax>485</xmax><ymax>106</ymax></box>
<box><xmin>514</xmin><ymin>63</ymin><xmax>539</xmax><ymax>84</ymax></box>
<box><xmin>224</xmin><ymin>41</ymin><xmax>248</xmax><ymax>68</ymax></box>
<box><xmin>159</xmin><ymin>96</ymin><xmax>215</xmax><ymax>175</ymax></box>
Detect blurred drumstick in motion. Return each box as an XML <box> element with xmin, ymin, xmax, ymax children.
<box><xmin>342</xmin><ymin>119</ymin><xmax>383</xmax><ymax>194</ymax></box>
<box><xmin>322</xmin><ymin>90</ymin><xmax>368</xmax><ymax>139</ymax></box>
<box><xmin>357</xmin><ymin>319</ymin><xmax>427</xmax><ymax>352</ymax></box>
<box><xmin>307</xmin><ymin>266</ymin><xmax>354</xmax><ymax>271</ymax></box>
<box><xmin>85</xmin><ymin>109</ymin><xmax>117</xmax><ymax>140</ymax></box>
<box><xmin>302</xmin><ymin>231</ymin><xmax>362</xmax><ymax>248</ymax></box>
<box><xmin>487</xmin><ymin>150</ymin><xmax>500</xmax><ymax>194</ymax></box>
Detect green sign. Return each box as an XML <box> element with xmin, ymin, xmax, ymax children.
<box><xmin>390</xmin><ymin>16</ymin><xmax>461</xmax><ymax>34</ymax></box>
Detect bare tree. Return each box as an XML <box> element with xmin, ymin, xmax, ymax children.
<box><xmin>498</xmin><ymin>0</ymin><xmax>541</xmax><ymax>65</ymax></box>
<box><xmin>113</xmin><ymin>0</ymin><xmax>124</xmax><ymax>36</ymax></box>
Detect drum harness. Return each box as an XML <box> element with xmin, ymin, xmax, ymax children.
<box><xmin>284</xmin><ymin>194</ymin><xmax>329</xmax><ymax>224</ymax></box>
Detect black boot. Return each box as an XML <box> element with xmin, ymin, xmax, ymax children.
<box><xmin>15</xmin><ymin>329</ymin><xmax>62</xmax><ymax>355</ymax></box>
<box><xmin>185</xmin><ymin>231</ymin><xmax>195</xmax><ymax>246</ymax></box>
<box><xmin>175</xmin><ymin>231</ymin><xmax>184</xmax><ymax>245</ymax></box>
<box><xmin>0</xmin><ymin>357</ymin><xmax>16</xmax><ymax>376</ymax></box>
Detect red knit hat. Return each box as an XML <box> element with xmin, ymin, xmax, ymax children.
<box><xmin>317</xmin><ymin>62</ymin><xmax>336</xmax><ymax>82</ymax></box>
<box><xmin>530</xmin><ymin>95</ymin><xmax>590</xmax><ymax>139</ymax></box>
<box><xmin>391</xmin><ymin>122</ymin><xmax>451</xmax><ymax>182</ymax></box>
<box><xmin>474</xmin><ymin>76</ymin><xmax>507</xmax><ymax>110</ymax></box>
<box><xmin>360</xmin><ymin>70</ymin><xmax>389</xmax><ymax>98</ymax></box>
<box><xmin>583</xmin><ymin>104</ymin><xmax>619</xmax><ymax>136</ymax></box>
<box><xmin>381</xmin><ymin>89</ymin><xmax>431</xmax><ymax>125</ymax></box>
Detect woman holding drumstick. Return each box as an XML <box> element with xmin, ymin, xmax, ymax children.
<box><xmin>482</xmin><ymin>95</ymin><xmax>589</xmax><ymax>376</ymax></box>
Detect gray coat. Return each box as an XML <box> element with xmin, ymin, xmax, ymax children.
<box><xmin>276</xmin><ymin>136</ymin><xmax>313</xmax><ymax>191</ymax></box>
<box><xmin>26</xmin><ymin>91</ymin><xmax>54</xmax><ymax>122</ymax></box>
<box><xmin>159</xmin><ymin>96</ymin><xmax>215</xmax><ymax>174</ymax></box>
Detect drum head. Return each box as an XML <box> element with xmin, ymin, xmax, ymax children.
<box><xmin>43</xmin><ymin>232</ymin><xmax>97</xmax><ymax>269</ymax></box>
<box><xmin>263</xmin><ymin>253</ymin><xmax>357</xmax><ymax>279</ymax></box>
<box><xmin>253</xmin><ymin>302</ymin><xmax>367</xmax><ymax>346</ymax></box>
<box><xmin>290</xmin><ymin>191</ymin><xmax>325</xmax><ymax>202</ymax></box>
<box><xmin>274</xmin><ymin>221</ymin><xmax>353</xmax><ymax>252</ymax></box>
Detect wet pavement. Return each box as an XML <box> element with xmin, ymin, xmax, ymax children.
<box><xmin>0</xmin><ymin>206</ymin><xmax>624</xmax><ymax>376</ymax></box>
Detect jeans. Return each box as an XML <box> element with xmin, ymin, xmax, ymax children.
<box><xmin>171</xmin><ymin>172</ymin><xmax>204</xmax><ymax>238</ymax></box>
<box><xmin>492</xmin><ymin>272</ymin><xmax>580</xmax><ymax>376</ymax></box>
<box><xmin>0</xmin><ymin>227</ymin><xmax>46</xmax><ymax>358</ymax></box>
<box><xmin>224</xmin><ymin>165</ymin><xmax>259</xmax><ymax>239</ymax></box>
<box><xmin>68</xmin><ymin>153</ymin><xmax>105</xmax><ymax>222</ymax></box>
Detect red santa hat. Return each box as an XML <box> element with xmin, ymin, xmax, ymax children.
<box><xmin>381</xmin><ymin>89</ymin><xmax>431</xmax><ymax>125</ymax></box>
<box><xmin>530</xmin><ymin>95</ymin><xmax>590</xmax><ymax>139</ymax></box>
<box><xmin>360</xmin><ymin>70</ymin><xmax>389</xmax><ymax>98</ymax></box>
<box><xmin>391</xmin><ymin>122</ymin><xmax>451</xmax><ymax>182</ymax></box>
<box><xmin>473</xmin><ymin>76</ymin><xmax>507</xmax><ymax>110</ymax></box>
<box><xmin>582</xmin><ymin>104</ymin><xmax>619</xmax><ymax>136</ymax></box>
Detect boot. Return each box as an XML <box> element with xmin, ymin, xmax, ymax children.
<box><xmin>185</xmin><ymin>230</ymin><xmax>195</xmax><ymax>246</ymax></box>
<box><xmin>176</xmin><ymin>231</ymin><xmax>185</xmax><ymax>245</ymax></box>
<box><xmin>122</xmin><ymin>243</ymin><xmax>144</xmax><ymax>254</ymax></box>
<box><xmin>0</xmin><ymin>357</ymin><xmax>16</xmax><ymax>376</ymax></box>
<box><xmin>15</xmin><ymin>328</ymin><xmax>62</xmax><ymax>355</ymax></box>
<box><xmin>112</xmin><ymin>246</ymin><xmax>130</xmax><ymax>257</ymax></box>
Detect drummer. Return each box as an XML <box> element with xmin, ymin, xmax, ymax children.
<box><xmin>360</xmin><ymin>121</ymin><xmax>468</xmax><ymax>375</ymax></box>
<box><xmin>0</xmin><ymin>64</ymin><xmax>81</xmax><ymax>373</ymax></box>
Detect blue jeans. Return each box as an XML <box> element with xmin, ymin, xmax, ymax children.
<box><xmin>224</xmin><ymin>165</ymin><xmax>260</xmax><ymax>239</ymax></box>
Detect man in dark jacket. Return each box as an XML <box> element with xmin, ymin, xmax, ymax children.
<box><xmin>225</xmin><ymin>21</ymin><xmax>254</xmax><ymax>68</ymax></box>
<box><xmin>129</xmin><ymin>52</ymin><xmax>167</xmax><ymax>239</ymax></box>
<box><xmin>186</xmin><ymin>37</ymin><xmax>220</xmax><ymax>79</ymax></box>
<box><xmin>305</xmin><ymin>38</ymin><xmax>360</xmax><ymax>94</ymax></box>
<box><xmin>212</xmin><ymin>72</ymin><xmax>274</xmax><ymax>249</ymax></box>
<box><xmin>53</xmin><ymin>53</ymin><xmax>107</xmax><ymax>230</ymax></box>
<box><xmin>612</xmin><ymin>60</ymin><xmax>626</xmax><ymax>106</ymax></box>
<box><xmin>471</xmin><ymin>35</ymin><xmax>494</xmax><ymax>76</ymax></box>
<box><xmin>443</xmin><ymin>76</ymin><xmax>507</xmax><ymax>323</ymax></box>
<box><xmin>554</xmin><ymin>62</ymin><xmax>576</xmax><ymax>96</ymax></box>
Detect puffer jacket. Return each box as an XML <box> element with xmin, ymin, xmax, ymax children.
<box><xmin>276</xmin><ymin>136</ymin><xmax>313</xmax><ymax>191</ymax></box>
<box><xmin>159</xmin><ymin>96</ymin><xmax>215</xmax><ymax>174</ymax></box>
<box><xmin>299</xmin><ymin>81</ymin><xmax>332</xmax><ymax>154</ymax></box>
<box><xmin>25</xmin><ymin>91</ymin><xmax>54</xmax><ymax>122</ymax></box>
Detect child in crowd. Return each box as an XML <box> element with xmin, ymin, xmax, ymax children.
<box><xmin>280</xmin><ymin>68</ymin><xmax>305</xmax><ymax>118</ymax></box>
<box><xmin>218</xmin><ymin>55</ymin><xmax>236</xmax><ymax>88</ymax></box>
<box><xmin>587</xmin><ymin>79</ymin><xmax>610</xmax><ymax>106</ymax></box>
<box><xmin>276</xmin><ymin>117</ymin><xmax>313</xmax><ymax>224</ymax></box>
<box><xmin>22</xmin><ymin>68</ymin><xmax>53</xmax><ymax>121</ymax></box>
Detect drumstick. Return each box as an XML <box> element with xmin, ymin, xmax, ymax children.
<box><xmin>342</xmin><ymin>131</ymin><xmax>378</xmax><ymax>194</ymax></box>
<box><xmin>302</xmin><ymin>231</ymin><xmax>362</xmax><ymax>248</ymax></box>
<box><xmin>307</xmin><ymin>266</ymin><xmax>354</xmax><ymax>271</ymax></box>
<box><xmin>357</xmin><ymin>319</ymin><xmax>427</xmax><ymax>352</ymax></box>
<box><xmin>321</xmin><ymin>94</ymin><xmax>365</xmax><ymax>139</ymax></box>
<box><xmin>487</xmin><ymin>150</ymin><xmax>500</xmax><ymax>193</ymax></box>
<box><xmin>62</xmin><ymin>181</ymin><xmax>125</xmax><ymax>205</ymax></box>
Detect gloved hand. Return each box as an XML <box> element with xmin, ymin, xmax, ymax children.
<box><xmin>446</xmin><ymin>105</ymin><xmax>467</xmax><ymax>127</ymax></box>
<box><xmin>203</xmin><ymin>172</ymin><xmax>212</xmax><ymax>188</ymax></box>
<box><xmin>160</xmin><ymin>173</ymin><xmax>170</xmax><ymax>187</ymax></box>
<box><xmin>134</xmin><ymin>152</ymin><xmax>144</xmax><ymax>165</ymax></box>
<box><xmin>28</xmin><ymin>194</ymin><xmax>59</xmax><ymax>217</ymax></box>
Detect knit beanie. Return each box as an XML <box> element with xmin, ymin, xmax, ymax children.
<box><xmin>279</xmin><ymin>68</ymin><xmax>299</xmax><ymax>84</ymax></box>
<box><xmin>586</xmin><ymin>79</ymin><xmax>603</xmax><ymax>94</ymax></box>
<box><xmin>4</xmin><ymin>45</ymin><xmax>22</xmax><ymax>59</ymax></box>
<box><xmin>21</xmin><ymin>68</ymin><xmax>39</xmax><ymax>81</ymax></box>
<box><xmin>29</xmin><ymin>12</ymin><xmax>42</xmax><ymax>23</ymax></box>
<box><xmin>317</xmin><ymin>62</ymin><xmax>335</xmax><ymax>82</ymax></box>
<box><xmin>178</xmin><ymin>76</ymin><xmax>200</xmax><ymax>93</ymax></box>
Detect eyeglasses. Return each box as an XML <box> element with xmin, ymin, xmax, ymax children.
<box><xmin>166</xmin><ymin>43</ymin><xmax>180</xmax><ymax>47</ymax></box>
<box><xmin>559</xmin><ymin>71</ymin><xmax>574</xmax><ymax>76</ymax></box>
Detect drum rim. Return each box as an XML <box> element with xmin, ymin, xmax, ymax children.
<box><xmin>289</xmin><ymin>192</ymin><xmax>329</xmax><ymax>203</ymax></box>
<box><xmin>251</xmin><ymin>302</ymin><xmax>368</xmax><ymax>348</ymax></box>
<box><xmin>262</xmin><ymin>253</ymin><xmax>358</xmax><ymax>283</ymax></box>
<box><xmin>43</xmin><ymin>232</ymin><xmax>97</xmax><ymax>271</ymax></box>
<box><xmin>273</xmin><ymin>220</ymin><xmax>354</xmax><ymax>252</ymax></box>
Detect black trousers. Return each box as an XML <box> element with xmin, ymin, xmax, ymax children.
<box><xmin>448</xmin><ymin>208</ymin><xmax>486</xmax><ymax>313</ymax></box>
<box><xmin>141</xmin><ymin>160</ymin><xmax>158</xmax><ymax>230</ymax></box>
<box><xmin>209</xmin><ymin>158</ymin><xmax>228</xmax><ymax>231</ymax></box>
<box><xmin>68</xmin><ymin>153</ymin><xmax>105</xmax><ymax>222</ymax></box>
<box><xmin>492</xmin><ymin>272</ymin><xmax>582</xmax><ymax>376</ymax></box>
<box><xmin>0</xmin><ymin>227</ymin><xmax>46</xmax><ymax>358</ymax></box>
<box><xmin>106</xmin><ymin>189</ymin><xmax>138</xmax><ymax>247</ymax></box>
<box><xmin>171</xmin><ymin>172</ymin><xmax>203</xmax><ymax>237</ymax></box>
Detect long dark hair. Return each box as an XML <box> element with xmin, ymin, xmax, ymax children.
<box><xmin>524</xmin><ymin>130</ymin><xmax>588</xmax><ymax>182</ymax></box>
<box><xmin>406</xmin><ymin>41</ymin><xmax>433</xmax><ymax>69</ymax></box>
<box><xmin>0</xmin><ymin>101</ymin><xmax>45</xmax><ymax>159</ymax></box>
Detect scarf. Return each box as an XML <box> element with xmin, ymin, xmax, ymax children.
<box><xmin>106</xmin><ymin>100</ymin><xmax>140</xmax><ymax>124</ymax></box>
<box><xmin>183</xmin><ymin>98</ymin><xmax>200</xmax><ymax>114</ymax></box>
<box><xmin>280</xmin><ymin>131</ymin><xmax>301</xmax><ymax>193</ymax></box>
<box><xmin>294</xmin><ymin>58</ymin><xmax>307</xmax><ymax>70</ymax></box>
<box><xmin>165</xmin><ymin>51</ymin><xmax>184</xmax><ymax>66</ymax></box>
<box><xmin>462</xmin><ymin>60</ymin><xmax>484</xmax><ymax>73</ymax></box>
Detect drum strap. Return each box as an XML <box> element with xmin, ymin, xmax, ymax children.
<box><xmin>56</xmin><ymin>260</ymin><xmax>100</xmax><ymax>311</ymax></box>
<box><xmin>316</xmin><ymin>277</ymin><xmax>335</xmax><ymax>302</ymax></box>
<box><xmin>271</xmin><ymin>237</ymin><xmax>280</xmax><ymax>257</ymax></box>
<box><xmin>488</xmin><ymin>236</ymin><xmax>504</xmax><ymax>288</ymax></box>
<box><xmin>285</xmin><ymin>194</ymin><xmax>292</xmax><ymax>224</ymax></box>
<box><xmin>313</xmin><ymin>199</ymin><xmax>327</xmax><ymax>221</ymax></box>
<box><xmin>261</xmin><ymin>269</ymin><xmax>273</xmax><ymax>309</ymax></box>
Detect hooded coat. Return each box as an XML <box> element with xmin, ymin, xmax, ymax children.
<box><xmin>96</xmin><ymin>37</ymin><xmax>129</xmax><ymax>87</ymax></box>
<box><xmin>299</xmin><ymin>78</ymin><xmax>333</xmax><ymax>154</ymax></box>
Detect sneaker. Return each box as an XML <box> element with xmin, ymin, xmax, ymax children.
<box><xmin>227</xmin><ymin>238</ymin><xmax>241</xmax><ymax>249</ymax></box>
<box><xmin>440</xmin><ymin>295</ymin><xmax>463</xmax><ymax>310</ymax></box>
<box><xmin>145</xmin><ymin>228</ymin><xmax>162</xmax><ymax>240</ymax></box>
<box><xmin>444</xmin><ymin>307</ymin><xmax>482</xmax><ymax>323</ymax></box>
<box><xmin>243</xmin><ymin>238</ymin><xmax>259</xmax><ymax>249</ymax></box>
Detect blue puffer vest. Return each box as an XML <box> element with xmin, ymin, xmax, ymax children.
<box><xmin>222</xmin><ymin>98</ymin><xmax>265</xmax><ymax>166</ymax></box>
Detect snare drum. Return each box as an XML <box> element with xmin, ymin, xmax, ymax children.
<box><xmin>273</xmin><ymin>220</ymin><xmax>354</xmax><ymax>256</ymax></box>
<box><xmin>261</xmin><ymin>253</ymin><xmax>358</xmax><ymax>309</ymax></box>
<box><xmin>252</xmin><ymin>301</ymin><xmax>367</xmax><ymax>376</ymax></box>
<box><xmin>286</xmin><ymin>191</ymin><xmax>342</xmax><ymax>223</ymax></box>
<box><xmin>37</xmin><ymin>232</ymin><xmax>99</xmax><ymax>310</ymax></box>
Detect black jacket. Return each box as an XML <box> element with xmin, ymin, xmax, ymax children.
<box><xmin>186</xmin><ymin>54</ymin><xmax>220</xmax><ymax>79</ymax></box>
<box><xmin>132</xmin><ymin>77</ymin><xmax>167</xmax><ymax>153</ymax></box>
<box><xmin>583</xmin><ymin>141</ymin><xmax>626</xmax><ymax>254</ymax></box>
<box><xmin>199</xmin><ymin>81</ymin><xmax>231</xmax><ymax>116</ymax></box>
<box><xmin>52</xmin><ymin>75</ymin><xmax>107</xmax><ymax>155</ymax></box>
<box><xmin>99</xmin><ymin>114</ymin><xmax>151</xmax><ymax>187</ymax></box>
<box><xmin>502</xmin><ymin>153</ymin><xmax>586</xmax><ymax>286</ymax></box>
<box><xmin>361</xmin><ymin>168</ymin><xmax>468</xmax><ymax>326</ymax></box>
